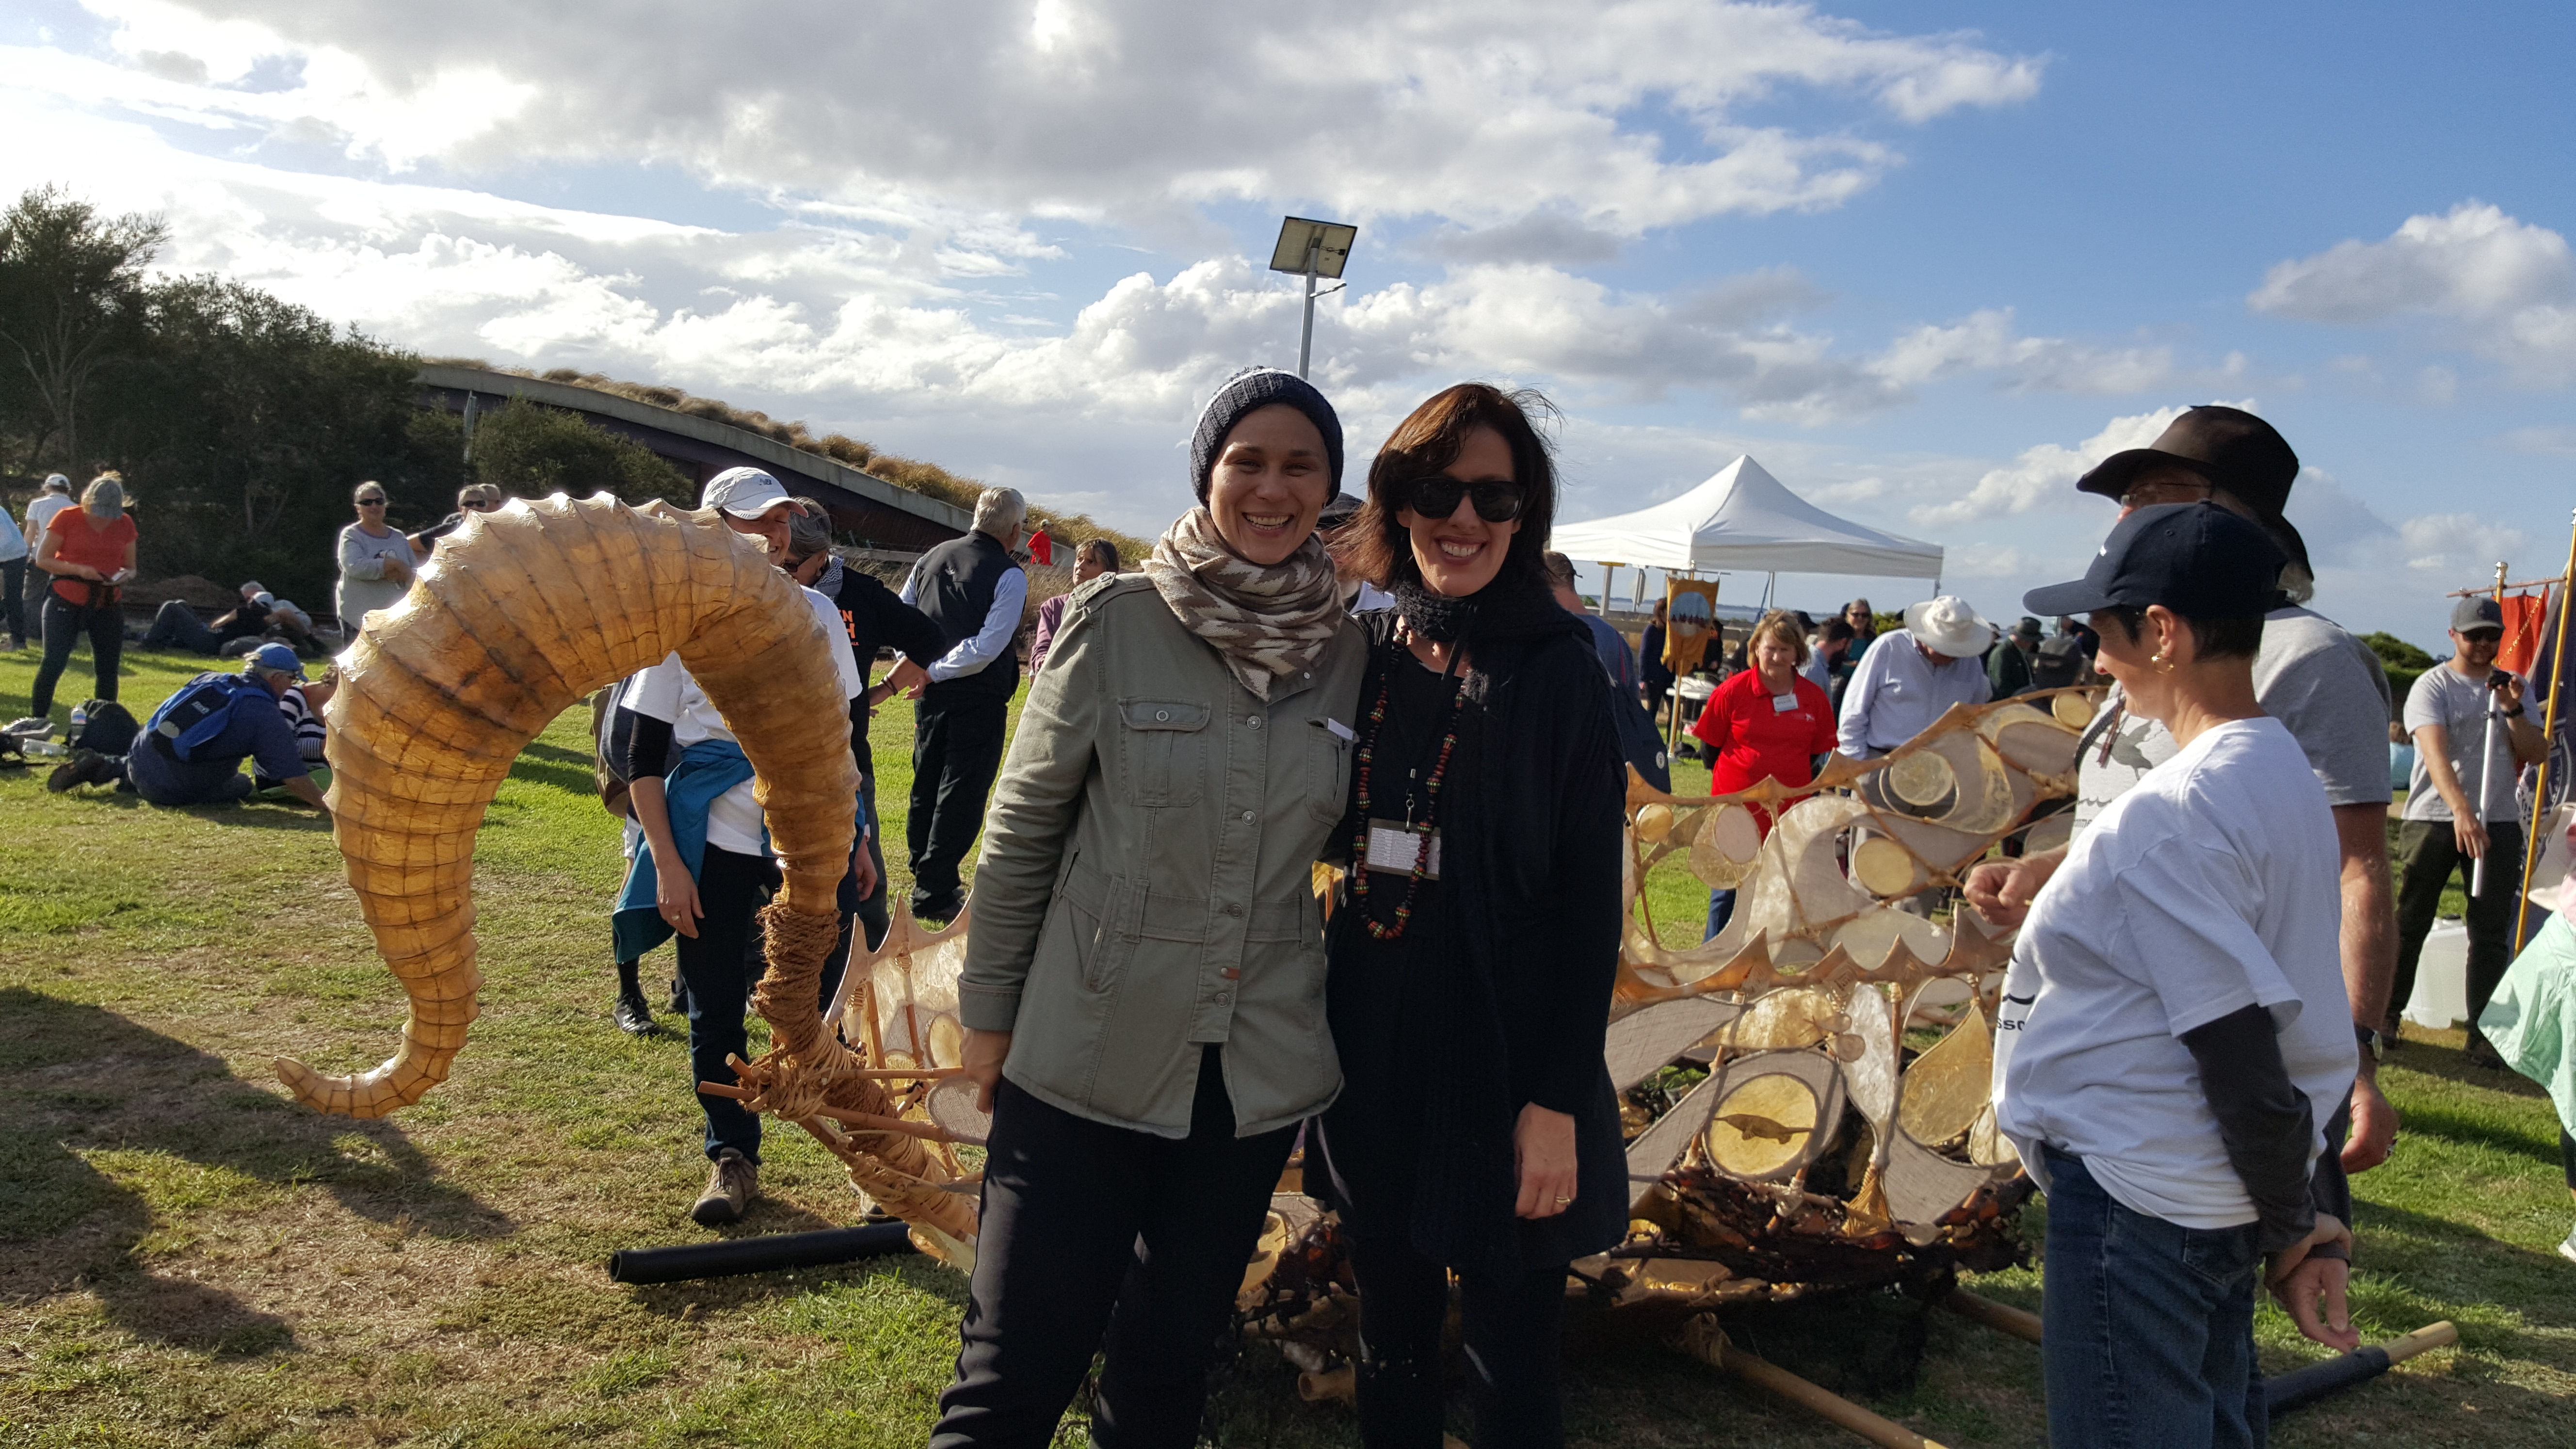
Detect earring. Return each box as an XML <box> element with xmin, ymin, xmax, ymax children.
<box><xmin>2150</xmin><ymin>651</ymin><xmax>2174</xmax><ymax>674</ymax></box>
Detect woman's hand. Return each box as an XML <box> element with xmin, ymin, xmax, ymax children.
<box><xmin>961</xmin><ymin>1028</ymin><xmax>1012</xmax><ymax>1112</ymax></box>
<box><xmin>653</xmin><ymin>851</ymin><xmax>704</xmax><ymax>939</ymax></box>
<box><xmin>382</xmin><ymin>553</ymin><xmax>413</xmax><ymax>585</ymax></box>
<box><xmin>1513</xmin><ymin>1103</ymin><xmax>1579</xmax><ymax>1219</ymax></box>
<box><xmin>2267</xmin><ymin>1213</ymin><xmax>2359</xmax><ymax>1352</ymax></box>
<box><xmin>1963</xmin><ymin>847</ymin><xmax>2063</xmax><ymax>929</ymax></box>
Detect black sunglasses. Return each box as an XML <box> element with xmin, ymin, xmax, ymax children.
<box><xmin>356</xmin><ymin>496</ymin><xmax>387</xmax><ymax>506</ymax></box>
<box><xmin>1405</xmin><ymin>475</ymin><xmax>1524</xmax><ymax>523</ymax></box>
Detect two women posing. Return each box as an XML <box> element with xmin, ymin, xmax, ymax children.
<box><xmin>937</xmin><ymin>373</ymin><xmax>1625</xmax><ymax>1448</ymax></box>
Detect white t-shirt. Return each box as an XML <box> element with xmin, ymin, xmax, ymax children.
<box><xmin>2072</xmin><ymin>607</ymin><xmax>2392</xmax><ymax>836</ymax></box>
<box><xmin>1994</xmin><ymin>717</ymin><xmax>2355</xmax><ymax>1230</ymax></box>
<box><xmin>625</xmin><ymin>586</ymin><xmax>864</xmax><ymax>857</ymax></box>
<box><xmin>2402</xmin><ymin>662</ymin><xmax>2519</xmax><ymax>823</ymax></box>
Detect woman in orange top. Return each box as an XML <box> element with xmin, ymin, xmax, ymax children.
<box><xmin>31</xmin><ymin>473</ymin><xmax>138</xmax><ymax>720</ymax></box>
<box><xmin>1690</xmin><ymin>609</ymin><xmax>1837</xmax><ymax>938</ymax></box>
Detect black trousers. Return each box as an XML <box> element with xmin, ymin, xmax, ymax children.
<box><xmin>2391</xmin><ymin>818</ymin><xmax>2524</xmax><ymax>1043</ymax></box>
<box><xmin>0</xmin><ymin>557</ymin><xmax>22</xmax><ymax>644</ymax></box>
<box><xmin>31</xmin><ymin>593</ymin><xmax>121</xmax><ymax>718</ymax></box>
<box><xmin>908</xmin><ymin>698</ymin><xmax>1007</xmax><ymax>902</ymax></box>
<box><xmin>1343</xmin><ymin>1220</ymin><xmax>1569</xmax><ymax>1449</ymax></box>
<box><xmin>933</xmin><ymin>1049</ymin><xmax>1297</xmax><ymax>1449</ymax></box>
<box><xmin>678</xmin><ymin>844</ymin><xmax>777</xmax><ymax>1164</ymax></box>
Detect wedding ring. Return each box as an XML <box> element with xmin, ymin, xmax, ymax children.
<box><xmin>1553</xmin><ymin>1194</ymin><xmax>1572</xmax><ymax>1205</ymax></box>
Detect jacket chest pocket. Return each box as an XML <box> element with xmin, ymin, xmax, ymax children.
<box><xmin>1118</xmin><ymin>699</ymin><xmax>1211</xmax><ymax>807</ymax></box>
<box><xmin>1304</xmin><ymin>718</ymin><xmax>1353</xmax><ymax>825</ymax></box>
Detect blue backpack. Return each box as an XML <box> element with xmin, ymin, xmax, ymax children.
<box><xmin>145</xmin><ymin>672</ymin><xmax>268</xmax><ymax>763</ymax></box>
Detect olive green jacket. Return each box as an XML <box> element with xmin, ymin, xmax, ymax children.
<box><xmin>960</xmin><ymin>574</ymin><xmax>1368</xmax><ymax>1138</ymax></box>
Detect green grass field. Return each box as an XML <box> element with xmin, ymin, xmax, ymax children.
<box><xmin>0</xmin><ymin>645</ymin><xmax>2569</xmax><ymax>1447</ymax></box>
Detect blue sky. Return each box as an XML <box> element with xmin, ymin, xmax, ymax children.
<box><xmin>3</xmin><ymin>0</ymin><xmax>2569</xmax><ymax>649</ymax></box>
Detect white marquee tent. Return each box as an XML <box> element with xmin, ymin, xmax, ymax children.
<box><xmin>1552</xmin><ymin>455</ymin><xmax>1945</xmax><ymax>596</ymax></box>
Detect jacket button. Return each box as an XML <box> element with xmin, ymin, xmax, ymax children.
<box><xmin>1225</xmin><ymin>903</ymin><xmax>1244</xmax><ymax>917</ymax></box>
<box><xmin>1247</xmin><ymin>717</ymin><xmax>1262</xmax><ymax>730</ymax></box>
<box><xmin>1241</xmin><ymin>810</ymin><xmax>1256</xmax><ymax>822</ymax></box>
<box><xmin>1156</xmin><ymin>709</ymin><xmax>1170</xmax><ymax>722</ymax></box>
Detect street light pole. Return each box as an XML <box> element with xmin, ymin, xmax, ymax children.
<box><xmin>1269</xmin><ymin>216</ymin><xmax>1357</xmax><ymax>381</ymax></box>
<box><xmin>1298</xmin><ymin>236</ymin><xmax>1321</xmax><ymax>378</ymax></box>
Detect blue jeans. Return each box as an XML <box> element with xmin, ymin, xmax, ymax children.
<box><xmin>141</xmin><ymin>599</ymin><xmax>223</xmax><ymax>653</ymax></box>
<box><xmin>2040</xmin><ymin>1147</ymin><xmax>2267</xmax><ymax>1449</ymax></box>
<box><xmin>1703</xmin><ymin>888</ymin><xmax>1735</xmax><ymax>941</ymax></box>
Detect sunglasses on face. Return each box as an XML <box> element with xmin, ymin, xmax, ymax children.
<box><xmin>356</xmin><ymin>497</ymin><xmax>387</xmax><ymax>506</ymax></box>
<box><xmin>461</xmin><ymin>499</ymin><xmax>496</xmax><ymax>511</ymax></box>
<box><xmin>1405</xmin><ymin>475</ymin><xmax>1524</xmax><ymax>523</ymax></box>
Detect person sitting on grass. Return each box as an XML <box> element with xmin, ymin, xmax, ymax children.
<box><xmin>255</xmin><ymin>664</ymin><xmax>337</xmax><ymax>794</ymax></box>
<box><xmin>140</xmin><ymin>580</ymin><xmax>274</xmax><ymax>655</ymax></box>
<box><xmin>47</xmin><ymin>643</ymin><xmax>329</xmax><ymax>812</ymax></box>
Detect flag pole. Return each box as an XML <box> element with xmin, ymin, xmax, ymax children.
<box><xmin>2512</xmin><ymin>508</ymin><xmax>2576</xmax><ymax>953</ymax></box>
<box><xmin>2473</xmin><ymin>562</ymin><xmax>2508</xmax><ymax>899</ymax></box>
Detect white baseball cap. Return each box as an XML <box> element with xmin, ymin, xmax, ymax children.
<box><xmin>1903</xmin><ymin>596</ymin><xmax>1997</xmax><ymax>659</ymax></box>
<box><xmin>701</xmin><ymin>467</ymin><xmax>790</xmax><ymax>519</ymax></box>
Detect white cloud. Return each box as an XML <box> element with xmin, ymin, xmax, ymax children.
<box><xmin>1872</xmin><ymin>308</ymin><xmax>2182</xmax><ymax>395</ymax></box>
<box><xmin>2499</xmin><ymin>425</ymin><xmax>2576</xmax><ymax>458</ymax></box>
<box><xmin>2387</xmin><ymin>513</ymin><xmax>2530</xmax><ymax>577</ymax></box>
<box><xmin>1907</xmin><ymin>403</ymin><xmax>2205</xmax><ymax>529</ymax></box>
<box><xmin>38</xmin><ymin>0</ymin><xmax>2041</xmax><ymax>236</ymax></box>
<box><xmin>2250</xmin><ymin>202</ymin><xmax>2576</xmax><ymax>384</ymax></box>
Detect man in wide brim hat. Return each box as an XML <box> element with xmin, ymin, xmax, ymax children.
<box><xmin>1971</xmin><ymin>402</ymin><xmax>2407</xmax><ymax>1194</ymax></box>
<box><xmin>2077</xmin><ymin>404</ymin><xmax>2314</xmax><ymax>594</ymax></box>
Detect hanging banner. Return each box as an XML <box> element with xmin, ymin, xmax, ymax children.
<box><xmin>1662</xmin><ymin>578</ymin><xmax>1722</xmax><ymax>674</ymax></box>
<box><xmin>2499</xmin><ymin>589</ymin><xmax>2548</xmax><ymax>676</ymax></box>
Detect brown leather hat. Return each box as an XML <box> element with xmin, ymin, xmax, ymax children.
<box><xmin>2077</xmin><ymin>404</ymin><xmax>2309</xmax><ymax>579</ymax></box>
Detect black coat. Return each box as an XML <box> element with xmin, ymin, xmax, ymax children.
<box><xmin>820</xmin><ymin>561</ymin><xmax>947</xmax><ymax>773</ymax></box>
<box><xmin>1319</xmin><ymin>608</ymin><xmax>1629</xmax><ymax>1271</ymax></box>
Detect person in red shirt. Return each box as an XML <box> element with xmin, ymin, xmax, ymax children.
<box><xmin>1690</xmin><ymin>609</ymin><xmax>1837</xmax><ymax>938</ymax></box>
<box><xmin>31</xmin><ymin>473</ymin><xmax>139</xmax><ymax>721</ymax></box>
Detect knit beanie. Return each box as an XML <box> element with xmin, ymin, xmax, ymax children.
<box><xmin>1188</xmin><ymin>367</ymin><xmax>1344</xmax><ymax>504</ymax></box>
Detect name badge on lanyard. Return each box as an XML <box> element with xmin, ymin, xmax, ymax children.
<box><xmin>1364</xmin><ymin>819</ymin><xmax>1442</xmax><ymax>879</ymax></box>
<box><xmin>1772</xmin><ymin>692</ymin><xmax>1800</xmax><ymax>713</ymax></box>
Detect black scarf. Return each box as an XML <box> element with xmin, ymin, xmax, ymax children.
<box><xmin>1390</xmin><ymin>569</ymin><xmax>1572</xmax><ymax>646</ymax></box>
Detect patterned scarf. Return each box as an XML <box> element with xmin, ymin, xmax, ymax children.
<box><xmin>1142</xmin><ymin>507</ymin><xmax>1345</xmax><ymax>701</ymax></box>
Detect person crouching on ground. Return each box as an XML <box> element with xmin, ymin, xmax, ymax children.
<box><xmin>933</xmin><ymin>368</ymin><xmax>1366</xmax><ymax>1446</ymax></box>
<box><xmin>612</xmin><ymin>467</ymin><xmax>866</xmax><ymax>1226</ymax></box>
<box><xmin>1995</xmin><ymin>502</ymin><xmax>2361</xmax><ymax>1449</ymax></box>
<box><xmin>48</xmin><ymin>643</ymin><xmax>328</xmax><ymax>812</ymax></box>
<box><xmin>1318</xmin><ymin>383</ymin><xmax>1626</xmax><ymax>1448</ymax></box>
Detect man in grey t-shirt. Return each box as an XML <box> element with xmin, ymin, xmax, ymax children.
<box><xmin>1966</xmin><ymin>405</ymin><xmax>2397</xmax><ymax>1351</ymax></box>
<box><xmin>2392</xmin><ymin>595</ymin><xmax>2549</xmax><ymax>1063</ymax></box>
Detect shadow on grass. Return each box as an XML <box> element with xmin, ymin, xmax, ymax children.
<box><xmin>0</xmin><ymin>986</ymin><xmax>513</xmax><ymax>1356</ymax></box>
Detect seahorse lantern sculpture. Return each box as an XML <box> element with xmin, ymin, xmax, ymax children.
<box><xmin>274</xmin><ymin>493</ymin><xmax>857</xmax><ymax>1116</ymax></box>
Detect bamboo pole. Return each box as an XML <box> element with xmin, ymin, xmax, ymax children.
<box><xmin>1939</xmin><ymin>1287</ymin><xmax>2042</xmax><ymax>1344</ymax></box>
<box><xmin>1677</xmin><ymin>1316</ymin><xmax>1954</xmax><ymax>1449</ymax></box>
<box><xmin>2514</xmin><ymin>509</ymin><xmax>2576</xmax><ymax>954</ymax></box>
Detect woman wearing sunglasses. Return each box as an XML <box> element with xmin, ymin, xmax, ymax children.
<box><xmin>1318</xmin><ymin>383</ymin><xmax>1626</xmax><ymax>1446</ymax></box>
<box><xmin>412</xmin><ymin>482</ymin><xmax>509</xmax><ymax>555</ymax></box>
<box><xmin>335</xmin><ymin>482</ymin><xmax>423</xmax><ymax>632</ymax></box>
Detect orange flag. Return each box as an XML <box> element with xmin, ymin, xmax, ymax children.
<box><xmin>2499</xmin><ymin>590</ymin><xmax>2549</xmax><ymax>675</ymax></box>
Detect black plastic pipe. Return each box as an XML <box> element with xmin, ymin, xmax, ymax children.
<box><xmin>607</xmin><ymin>1223</ymin><xmax>918</xmax><ymax>1285</ymax></box>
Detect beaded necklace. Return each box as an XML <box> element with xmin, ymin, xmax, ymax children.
<box><xmin>1349</xmin><ymin>630</ymin><xmax>1468</xmax><ymax>941</ymax></box>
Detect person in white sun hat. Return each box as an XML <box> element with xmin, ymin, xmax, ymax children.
<box><xmin>1835</xmin><ymin>593</ymin><xmax>1998</xmax><ymax>759</ymax></box>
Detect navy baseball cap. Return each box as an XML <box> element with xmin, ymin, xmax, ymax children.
<box><xmin>2025</xmin><ymin>503</ymin><xmax>2287</xmax><ymax>620</ymax></box>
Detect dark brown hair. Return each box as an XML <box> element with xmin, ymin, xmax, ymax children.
<box><xmin>1339</xmin><ymin>382</ymin><xmax>1560</xmax><ymax>592</ymax></box>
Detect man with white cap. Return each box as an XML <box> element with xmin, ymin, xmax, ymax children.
<box><xmin>700</xmin><ymin>466</ymin><xmax>797</xmax><ymax>560</ymax></box>
<box><xmin>1835</xmin><ymin>595</ymin><xmax>1997</xmax><ymax>759</ymax></box>
<box><xmin>21</xmin><ymin>475</ymin><xmax>74</xmax><ymax>646</ymax></box>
